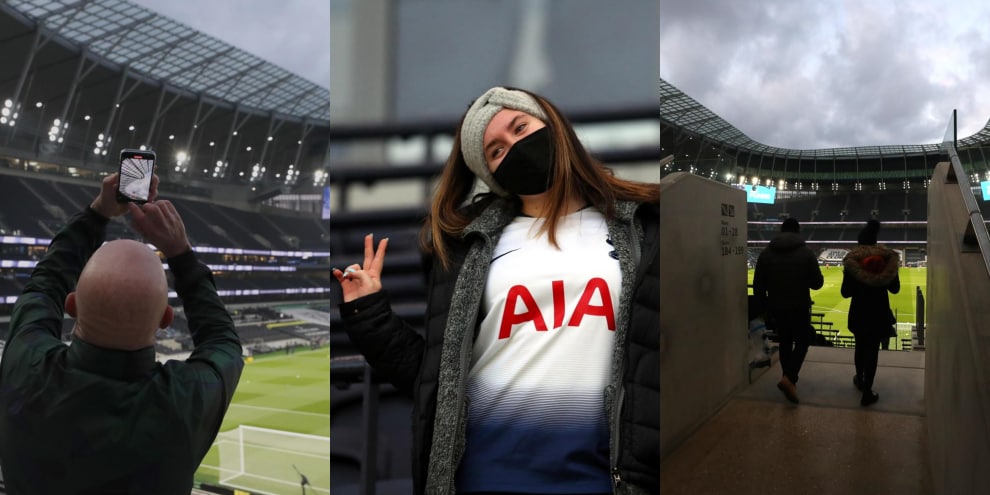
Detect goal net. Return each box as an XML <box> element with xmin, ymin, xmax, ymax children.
<box><xmin>217</xmin><ymin>425</ymin><xmax>330</xmax><ymax>494</ymax></box>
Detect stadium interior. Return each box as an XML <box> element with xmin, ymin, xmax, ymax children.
<box><xmin>0</xmin><ymin>1</ymin><xmax>333</xmax><ymax>493</ymax></box>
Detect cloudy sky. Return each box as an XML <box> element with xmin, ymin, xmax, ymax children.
<box><xmin>129</xmin><ymin>0</ymin><xmax>330</xmax><ymax>89</ymax></box>
<box><xmin>660</xmin><ymin>0</ymin><xmax>990</xmax><ymax>150</ymax></box>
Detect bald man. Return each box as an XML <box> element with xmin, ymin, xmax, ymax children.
<box><xmin>68</xmin><ymin>239</ymin><xmax>174</xmax><ymax>350</ymax></box>
<box><xmin>0</xmin><ymin>174</ymin><xmax>243</xmax><ymax>494</ymax></box>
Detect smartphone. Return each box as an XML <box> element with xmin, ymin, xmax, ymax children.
<box><xmin>116</xmin><ymin>149</ymin><xmax>156</xmax><ymax>203</ymax></box>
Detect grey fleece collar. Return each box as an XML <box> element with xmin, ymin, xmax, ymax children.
<box><xmin>425</xmin><ymin>200</ymin><xmax>511</xmax><ymax>494</ymax></box>
<box><xmin>462</xmin><ymin>197</ymin><xmax>519</xmax><ymax>239</ymax></box>
<box><xmin>602</xmin><ymin>200</ymin><xmax>644</xmax><ymax>477</ymax></box>
<box><xmin>613</xmin><ymin>200</ymin><xmax>640</xmax><ymax>224</ymax></box>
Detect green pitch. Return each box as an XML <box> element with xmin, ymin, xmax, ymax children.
<box><xmin>749</xmin><ymin>267</ymin><xmax>927</xmax><ymax>343</ymax></box>
<box><xmin>194</xmin><ymin>346</ymin><xmax>330</xmax><ymax>494</ymax></box>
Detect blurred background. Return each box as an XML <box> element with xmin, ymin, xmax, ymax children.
<box><xmin>326</xmin><ymin>1</ymin><xmax>660</xmax><ymax>494</ymax></box>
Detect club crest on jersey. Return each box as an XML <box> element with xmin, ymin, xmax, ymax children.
<box><xmin>605</xmin><ymin>235</ymin><xmax>618</xmax><ymax>260</ymax></box>
<box><xmin>498</xmin><ymin>277</ymin><xmax>616</xmax><ymax>339</ymax></box>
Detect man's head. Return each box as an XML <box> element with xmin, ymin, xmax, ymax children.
<box><xmin>65</xmin><ymin>239</ymin><xmax>172</xmax><ymax>351</ymax></box>
<box><xmin>781</xmin><ymin>218</ymin><xmax>800</xmax><ymax>233</ymax></box>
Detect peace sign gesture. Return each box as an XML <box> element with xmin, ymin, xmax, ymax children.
<box><xmin>332</xmin><ymin>233</ymin><xmax>389</xmax><ymax>303</ymax></box>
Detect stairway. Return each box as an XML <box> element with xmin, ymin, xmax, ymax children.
<box><xmin>660</xmin><ymin>347</ymin><xmax>930</xmax><ymax>494</ymax></box>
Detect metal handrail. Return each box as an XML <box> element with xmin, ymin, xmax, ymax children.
<box><xmin>944</xmin><ymin>135</ymin><xmax>990</xmax><ymax>280</ymax></box>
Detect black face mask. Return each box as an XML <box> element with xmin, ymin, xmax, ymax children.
<box><xmin>492</xmin><ymin>127</ymin><xmax>555</xmax><ymax>195</ymax></box>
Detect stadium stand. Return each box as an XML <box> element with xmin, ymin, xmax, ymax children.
<box><xmin>747</xmin><ymin>190</ymin><xmax>930</xmax><ymax>249</ymax></box>
<box><xmin>0</xmin><ymin>172</ymin><xmax>330</xmax><ymax>250</ymax></box>
<box><xmin>0</xmin><ymin>172</ymin><xmax>333</xmax><ymax>300</ymax></box>
<box><xmin>761</xmin><ymin>192</ymin><xmax>929</xmax><ymax>224</ymax></box>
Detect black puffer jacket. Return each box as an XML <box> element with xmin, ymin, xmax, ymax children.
<box><xmin>841</xmin><ymin>245</ymin><xmax>900</xmax><ymax>335</ymax></box>
<box><xmin>340</xmin><ymin>198</ymin><xmax>659</xmax><ymax>495</ymax></box>
<box><xmin>752</xmin><ymin>231</ymin><xmax>824</xmax><ymax>314</ymax></box>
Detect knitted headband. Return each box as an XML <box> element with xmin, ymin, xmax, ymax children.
<box><xmin>460</xmin><ymin>87</ymin><xmax>548</xmax><ymax>196</ymax></box>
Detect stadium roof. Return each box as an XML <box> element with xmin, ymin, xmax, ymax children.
<box><xmin>3</xmin><ymin>0</ymin><xmax>329</xmax><ymax>123</ymax></box>
<box><xmin>660</xmin><ymin>77</ymin><xmax>990</xmax><ymax>159</ymax></box>
<box><xmin>0</xmin><ymin>0</ymin><xmax>331</xmax><ymax>194</ymax></box>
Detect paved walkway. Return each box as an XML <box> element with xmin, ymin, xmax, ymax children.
<box><xmin>660</xmin><ymin>346</ymin><xmax>931</xmax><ymax>494</ymax></box>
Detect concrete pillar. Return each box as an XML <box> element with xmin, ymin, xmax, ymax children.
<box><xmin>659</xmin><ymin>172</ymin><xmax>749</xmax><ymax>459</ymax></box>
<box><xmin>925</xmin><ymin>161</ymin><xmax>990</xmax><ymax>495</ymax></box>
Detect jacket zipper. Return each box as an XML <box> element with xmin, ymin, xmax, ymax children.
<box><xmin>612</xmin><ymin>467</ymin><xmax>623</xmax><ymax>488</ymax></box>
<box><xmin>611</xmin><ymin>210</ymin><xmax>646</xmax><ymax>493</ymax></box>
<box><xmin>610</xmin><ymin>383</ymin><xmax>625</xmax><ymax>491</ymax></box>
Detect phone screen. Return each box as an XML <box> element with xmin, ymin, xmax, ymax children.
<box><xmin>117</xmin><ymin>150</ymin><xmax>156</xmax><ymax>203</ymax></box>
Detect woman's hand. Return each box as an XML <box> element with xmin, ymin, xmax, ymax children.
<box><xmin>332</xmin><ymin>234</ymin><xmax>389</xmax><ymax>303</ymax></box>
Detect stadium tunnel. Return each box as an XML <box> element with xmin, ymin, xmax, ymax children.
<box><xmin>658</xmin><ymin>78</ymin><xmax>990</xmax><ymax>495</ymax></box>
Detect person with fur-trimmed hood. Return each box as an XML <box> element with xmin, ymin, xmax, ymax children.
<box><xmin>841</xmin><ymin>219</ymin><xmax>900</xmax><ymax>407</ymax></box>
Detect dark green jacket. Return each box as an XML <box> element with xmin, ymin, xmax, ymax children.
<box><xmin>0</xmin><ymin>208</ymin><xmax>243</xmax><ymax>494</ymax></box>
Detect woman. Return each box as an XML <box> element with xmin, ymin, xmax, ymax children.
<box><xmin>841</xmin><ymin>219</ymin><xmax>900</xmax><ymax>407</ymax></box>
<box><xmin>332</xmin><ymin>87</ymin><xmax>659</xmax><ymax>495</ymax></box>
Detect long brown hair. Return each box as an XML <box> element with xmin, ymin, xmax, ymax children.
<box><xmin>421</xmin><ymin>88</ymin><xmax>660</xmax><ymax>269</ymax></box>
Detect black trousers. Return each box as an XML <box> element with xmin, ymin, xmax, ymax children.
<box><xmin>772</xmin><ymin>310</ymin><xmax>812</xmax><ymax>384</ymax></box>
<box><xmin>854</xmin><ymin>331</ymin><xmax>882</xmax><ymax>391</ymax></box>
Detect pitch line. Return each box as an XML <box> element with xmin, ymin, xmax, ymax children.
<box><xmin>228</xmin><ymin>403</ymin><xmax>328</xmax><ymax>418</ymax></box>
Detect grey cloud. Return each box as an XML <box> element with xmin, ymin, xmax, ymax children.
<box><xmin>817</xmin><ymin>12</ymin><xmax>938</xmax><ymax>145</ymax></box>
<box><xmin>129</xmin><ymin>0</ymin><xmax>329</xmax><ymax>88</ymax></box>
<box><xmin>661</xmin><ymin>1</ymin><xmax>990</xmax><ymax>149</ymax></box>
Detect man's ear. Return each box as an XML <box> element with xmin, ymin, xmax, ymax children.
<box><xmin>65</xmin><ymin>292</ymin><xmax>77</xmax><ymax>318</ymax></box>
<box><xmin>159</xmin><ymin>305</ymin><xmax>174</xmax><ymax>330</ymax></box>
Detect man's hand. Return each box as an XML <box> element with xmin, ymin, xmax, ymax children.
<box><xmin>128</xmin><ymin>200</ymin><xmax>192</xmax><ymax>258</ymax></box>
<box><xmin>90</xmin><ymin>173</ymin><xmax>159</xmax><ymax>219</ymax></box>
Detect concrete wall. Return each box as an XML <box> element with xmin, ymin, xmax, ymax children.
<box><xmin>925</xmin><ymin>161</ymin><xmax>990</xmax><ymax>495</ymax></box>
<box><xmin>659</xmin><ymin>172</ymin><xmax>749</xmax><ymax>459</ymax></box>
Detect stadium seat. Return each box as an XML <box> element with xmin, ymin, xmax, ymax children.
<box><xmin>330</xmin><ymin>383</ymin><xmax>413</xmax><ymax>483</ymax></box>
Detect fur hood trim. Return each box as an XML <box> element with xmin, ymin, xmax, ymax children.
<box><xmin>843</xmin><ymin>244</ymin><xmax>899</xmax><ymax>287</ymax></box>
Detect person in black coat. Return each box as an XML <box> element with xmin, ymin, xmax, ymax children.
<box><xmin>841</xmin><ymin>219</ymin><xmax>900</xmax><ymax>406</ymax></box>
<box><xmin>752</xmin><ymin>218</ymin><xmax>824</xmax><ymax>404</ymax></box>
<box><xmin>332</xmin><ymin>87</ymin><xmax>660</xmax><ymax>495</ymax></box>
